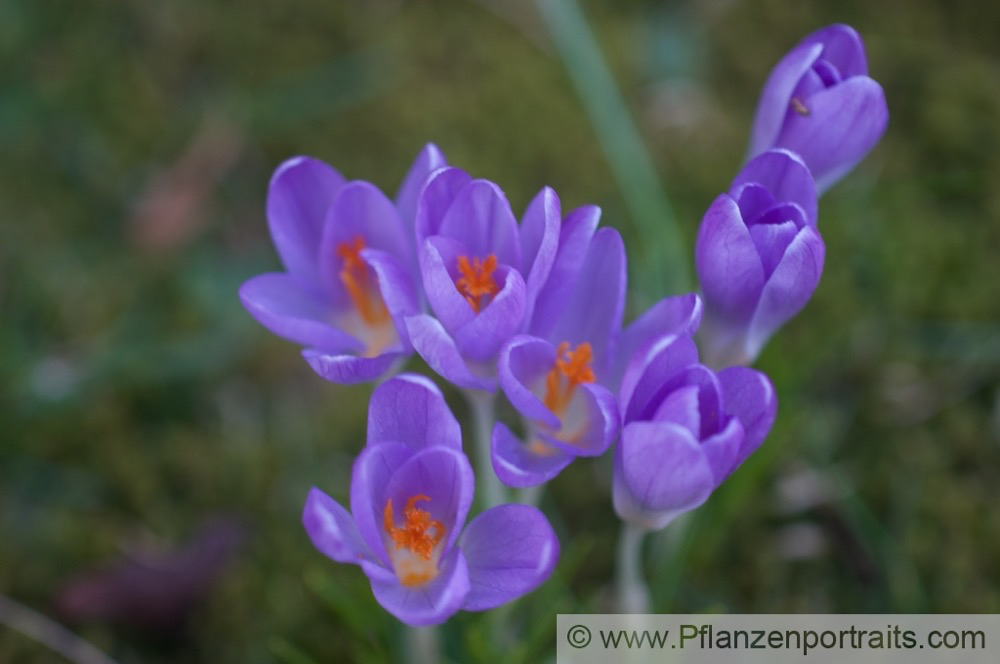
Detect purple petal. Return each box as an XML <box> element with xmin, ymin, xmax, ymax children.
<box><xmin>405</xmin><ymin>315</ymin><xmax>496</xmax><ymax>392</ymax></box>
<box><xmin>415</xmin><ymin>167</ymin><xmax>473</xmax><ymax>244</ymax></box>
<box><xmin>529</xmin><ymin>205</ymin><xmax>601</xmax><ymax>338</ymax></box>
<box><xmin>649</xmin><ymin>384</ymin><xmax>701</xmax><ymax>438</ymax></box>
<box><xmin>239</xmin><ymin>273</ymin><xmax>360</xmax><ymax>352</ymax></box>
<box><xmin>491</xmin><ymin>422</ymin><xmax>573</xmax><ymax>488</ymax></box>
<box><xmin>302</xmin><ymin>349</ymin><xmax>404</xmax><ymax>385</ymax></box>
<box><xmin>731</xmin><ymin>149</ymin><xmax>817</xmax><ymax>228</ymax></box>
<box><xmin>420</xmin><ymin>236</ymin><xmax>477</xmax><ymax>334</ymax></box>
<box><xmin>548</xmin><ymin>227</ymin><xmax>626</xmax><ymax>377</ymax></box>
<box><xmin>620</xmin><ymin>334</ymin><xmax>699</xmax><ymax>424</ymax></box>
<box><xmin>775</xmin><ymin>76</ymin><xmax>888</xmax><ymax>193</ymax></box>
<box><xmin>718</xmin><ymin>367</ymin><xmax>777</xmax><ymax>467</ymax></box>
<box><xmin>498</xmin><ymin>336</ymin><xmax>561</xmax><ymax>430</ymax></box>
<box><xmin>266</xmin><ymin>156</ymin><xmax>346</xmax><ymax>283</ymax></box>
<box><xmin>613</xmin><ymin>294</ymin><xmax>703</xmax><ymax>392</ymax></box>
<box><xmin>612</xmin><ymin>421</ymin><xmax>715</xmax><ymax>530</ymax></box>
<box><xmin>699</xmin><ymin>416</ymin><xmax>744</xmax><ymax>484</ymax></box>
<box><xmin>803</xmin><ymin>24</ymin><xmax>868</xmax><ymax>78</ymax></box>
<box><xmin>749</xmin><ymin>41</ymin><xmax>824</xmax><ymax>156</ymax></box>
<box><xmin>302</xmin><ymin>488</ymin><xmax>373</xmax><ymax>565</ymax></box>
<box><xmin>695</xmin><ymin>194</ymin><xmax>766</xmax><ymax>328</ymax></box>
<box><xmin>367</xmin><ymin>374</ymin><xmax>462</xmax><ymax>451</ymax></box>
<box><xmin>453</xmin><ymin>266</ymin><xmax>526</xmax><ymax>362</ymax></box>
<box><xmin>437</xmin><ymin>180</ymin><xmax>522</xmax><ymax>268</ymax></box>
<box><xmin>748</xmin><ymin>218</ymin><xmax>800</xmax><ymax>278</ymax></box>
<box><xmin>519</xmin><ymin>187</ymin><xmax>561</xmax><ymax>320</ymax></box>
<box><xmin>361</xmin><ymin>248</ymin><xmax>420</xmax><ymax>349</ymax></box>
<box><xmin>745</xmin><ymin>225</ymin><xmax>825</xmax><ymax>359</ymax></box>
<box><xmin>369</xmin><ymin>548</ymin><xmax>469</xmax><ymax>626</ymax></box>
<box><xmin>351</xmin><ymin>442</ymin><xmax>418</xmax><ymax>566</ymax></box>
<box><xmin>382</xmin><ymin>446</ymin><xmax>475</xmax><ymax>553</ymax></box>
<box><xmin>459</xmin><ymin>504</ymin><xmax>559</xmax><ymax>611</ymax></box>
<box><xmin>395</xmin><ymin>143</ymin><xmax>448</xmax><ymax>230</ymax></box>
<box><xmin>544</xmin><ymin>381</ymin><xmax>619</xmax><ymax>458</ymax></box>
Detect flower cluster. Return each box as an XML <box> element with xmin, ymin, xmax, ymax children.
<box><xmin>240</xmin><ymin>24</ymin><xmax>886</xmax><ymax>625</ymax></box>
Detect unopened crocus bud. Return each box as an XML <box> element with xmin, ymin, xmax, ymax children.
<box><xmin>696</xmin><ymin>149</ymin><xmax>824</xmax><ymax>367</ymax></box>
<box><xmin>749</xmin><ymin>24</ymin><xmax>888</xmax><ymax>192</ymax></box>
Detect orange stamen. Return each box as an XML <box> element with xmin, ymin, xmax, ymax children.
<box><xmin>455</xmin><ymin>254</ymin><xmax>499</xmax><ymax>313</ymax></box>
<box><xmin>383</xmin><ymin>494</ymin><xmax>445</xmax><ymax>561</ymax></box>
<box><xmin>543</xmin><ymin>342</ymin><xmax>596</xmax><ymax>415</ymax></box>
<box><xmin>337</xmin><ymin>235</ymin><xmax>390</xmax><ymax>326</ymax></box>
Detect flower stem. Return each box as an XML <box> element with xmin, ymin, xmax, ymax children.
<box><xmin>615</xmin><ymin>522</ymin><xmax>650</xmax><ymax>613</ymax></box>
<box><xmin>466</xmin><ymin>389</ymin><xmax>506</xmax><ymax>510</ymax></box>
<box><xmin>406</xmin><ymin>625</ymin><xmax>440</xmax><ymax>664</ymax></box>
<box><xmin>0</xmin><ymin>593</ymin><xmax>120</xmax><ymax>664</ymax></box>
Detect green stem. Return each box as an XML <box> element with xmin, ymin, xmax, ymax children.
<box><xmin>406</xmin><ymin>625</ymin><xmax>440</xmax><ymax>664</ymax></box>
<box><xmin>615</xmin><ymin>522</ymin><xmax>650</xmax><ymax>613</ymax></box>
<box><xmin>466</xmin><ymin>389</ymin><xmax>506</xmax><ymax>510</ymax></box>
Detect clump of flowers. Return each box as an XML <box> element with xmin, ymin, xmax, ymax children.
<box><xmin>241</xmin><ymin>23</ymin><xmax>887</xmax><ymax>629</ymax></box>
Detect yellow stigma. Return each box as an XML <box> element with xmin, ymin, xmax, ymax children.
<box><xmin>337</xmin><ymin>235</ymin><xmax>390</xmax><ymax>327</ymax></box>
<box><xmin>383</xmin><ymin>494</ymin><xmax>445</xmax><ymax>586</ymax></box>
<box><xmin>455</xmin><ymin>254</ymin><xmax>499</xmax><ymax>313</ymax></box>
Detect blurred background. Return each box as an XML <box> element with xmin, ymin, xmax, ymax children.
<box><xmin>3</xmin><ymin>0</ymin><xmax>999</xmax><ymax>661</ymax></box>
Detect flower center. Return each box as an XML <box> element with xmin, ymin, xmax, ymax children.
<box><xmin>383</xmin><ymin>494</ymin><xmax>445</xmax><ymax>587</ymax></box>
<box><xmin>337</xmin><ymin>235</ymin><xmax>391</xmax><ymax>327</ymax></box>
<box><xmin>455</xmin><ymin>254</ymin><xmax>499</xmax><ymax>313</ymax></box>
<box><xmin>543</xmin><ymin>342</ymin><xmax>596</xmax><ymax>416</ymax></box>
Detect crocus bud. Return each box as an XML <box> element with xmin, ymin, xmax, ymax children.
<box><xmin>749</xmin><ymin>24</ymin><xmax>888</xmax><ymax>192</ymax></box>
<box><xmin>696</xmin><ymin>149</ymin><xmax>824</xmax><ymax>367</ymax></box>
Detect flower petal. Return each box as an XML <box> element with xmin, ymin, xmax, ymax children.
<box><xmin>529</xmin><ymin>205</ymin><xmax>601</xmax><ymax>338</ymax></box>
<box><xmin>700</xmin><ymin>416</ymin><xmax>744</xmax><ymax>484</ymax></box>
<box><xmin>351</xmin><ymin>442</ymin><xmax>418</xmax><ymax>566</ymax></box>
<box><xmin>239</xmin><ymin>273</ymin><xmax>361</xmax><ymax>352</ymax></box>
<box><xmin>803</xmin><ymin>24</ymin><xmax>868</xmax><ymax>78</ymax></box>
<box><xmin>612</xmin><ymin>421</ymin><xmax>715</xmax><ymax>530</ymax></box>
<box><xmin>718</xmin><ymin>366</ymin><xmax>777</xmax><ymax>467</ymax></box>
<box><xmin>745</xmin><ymin>225</ymin><xmax>825</xmax><ymax>359</ymax></box>
<box><xmin>776</xmin><ymin>76</ymin><xmax>888</xmax><ymax>193</ymax></box>
<box><xmin>395</xmin><ymin>143</ymin><xmax>448</xmax><ymax>231</ymax></box>
<box><xmin>369</xmin><ymin>548</ymin><xmax>470</xmax><ymax>626</ymax></box>
<box><xmin>361</xmin><ymin>248</ymin><xmax>420</xmax><ymax>350</ymax></box>
<box><xmin>415</xmin><ymin>167</ymin><xmax>473</xmax><ymax>243</ymax></box>
<box><xmin>453</xmin><ymin>266</ymin><xmax>526</xmax><ymax>363</ymax></box>
<box><xmin>420</xmin><ymin>236</ymin><xmax>478</xmax><ymax>334</ymax></box>
<box><xmin>437</xmin><ymin>180</ymin><xmax>521</xmax><ymax>268</ymax></box>
<box><xmin>302</xmin><ymin>487</ymin><xmax>373</xmax><ymax>565</ymax></box>
<box><xmin>302</xmin><ymin>349</ymin><xmax>404</xmax><ymax>385</ymax></box>
<box><xmin>519</xmin><ymin>187</ymin><xmax>561</xmax><ymax>321</ymax></box>
<box><xmin>405</xmin><ymin>315</ymin><xmax>496</xmax><ymax>391</ymax></box>
<box><xmin>695</xmin><ymin>194</ymin><xmax>766</xmax><ymax>329</ymax></box>
<box><xmin>267</xmin><ymin>156</ymin><xmax>346</xmax><ymax>283</ymax></box>
<box><xmin>730</xmin><ymin>149</ymin><xmax>817</xmax><ymax>228</ymax></box>
<box><xmin>749</xmin><ymin>41</ymin><xmax>823</xmax><ymax>156</ymax></box>
<box><xmin>490</xmin><ymin>422</ymin><xmax>573</xmax><ymax>488</ymax></box>
<box><xmin>367</xmin><ymin>374</ymin><xmax>462</xmax><ymax>451</ymax></box>
<box><xmin>544</xmin><ymin>381</ymin><xmax>619</xmax><ymax>458</ymax></box>
<box><xmin>619</xmin><ymin>334</ymin><xmax>699</xmax><ymax>424</ymax></box>
<box><xmin>498</xmin><ymin>336</ymin><xmax>560</xmax><ymax>430</ymax></box>
<box><xmin>459</xmin><ymin>504</ymin><xmax>559</xmax><ymax>611</ymax></box>
<box><xmin>613</xmin><ymin>293</ymin><xmax>702</xmax><ymax>392</ymax></box>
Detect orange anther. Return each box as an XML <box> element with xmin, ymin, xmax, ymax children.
<box><xmin>383</xmin><ymin>494</ymin><xmax>445</xmax><ymax>561</ymax></box>
<box><xmin>337</xmin><ymin>235</ymin><xmax>390</xmax><ymax>326</ymax></box>
<box><xmin>455</xmin><ymin>254</ymin><xmax>499</xmax><ymax>313</ymax></box>
<box><xmin>543</xmin><ymin>342</ymin><xmax>596</xmax><ymax>415</ymax></box>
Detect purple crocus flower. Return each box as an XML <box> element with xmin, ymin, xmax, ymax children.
<box><xmin>303</xmin><ymin>374</ymin><xmax>559</xmax><ymax>626</ymax></box>
<box><xmin>491</xmin><ymin>208</ymin><xmax>626</xmax><ymax>487</ymax></box>
<box><xmin>614</xmin><ymin>333</ymin><xmax>777</xmax><ymax>530</ymax></box>
<box><xmin>404</xmin><ymin>169</ymin><xmax>563</xmax><ymax>391</ymax></box>
<box><xmin>696</xmin><ymin>149</ymin><xmax>824</xmax><ymax>367</ymax></box>
<box><xmin>239</xmin><ymin>145</ymin><xmax>446</xmax><ymax>383</ymax></box>
<box><xmin>749</xmin><ymin>24</ymin><xmax>888</xmax><ymax>192</ymax></box>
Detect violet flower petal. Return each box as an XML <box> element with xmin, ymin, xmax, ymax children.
<box><xmin>519</xmin><ymin>187</ymin><xmax>561</xmax><ymax>321</ymax></box>
<box><xmin>453</xmin><ymin>266</ymin><xmax>526</xmax><ymax>363</ymax></box>
<box><xmin>366</xmin><ymin>374</ymin><xmax>462</xmax><ymax>451</ymax></box>
<box><xmin>699</xmin><ymin>417</ymin><xmax>744</xmax><ymax>484</ymax></box>
<box><xmin>420</xmin><ymin>236</ymin><xmax>478</xmax><ymax>333</ymax></box>
<box><xmin>369</xmin><ymin>548</ymin><xmax>470</xmax><ymax>627</ymax></box>
<box><xmin>498</xmin><ymin>336</ymin><xmax>561</xmax><ymax>430</ymax></box>
<box><xmin>266</xmin><ymin>156</ymin><xmax>346</xmax><ymax>284</ymax></box>
<box><xmin>361</xmin><ymin>248</ymin><xmax>420</xmax><ymax>350</ymax></box>
<box><xmin>718</xmin><ymin>366</ymin><xmax>777</xmax><ymax>467</ymax></box>
<box><xmin>437</xmin><ymin>180</ymin><xmax>521</xmax><ymax>268</ymax></box>
<box><xmin>415</xmin><ymin>167</ymin><xmax>473</xmax><ymax>243</ymax></box>
<box><xmin>620</xmin><ymin>334</ymin><xmax>699</xmax><ymax>424</ymax></box>
<box><xmin>613</xmin><ymin>293</ymin><xmax>702</xmax><ymax>392</ymax></box>
<box><xmin>802</xmin><ymin>24</ymin><xmax>868</xmax><ymax>78</ymax></box>
<box><xmin>302</xmin><ymin>350</ymin><xmax>405</xmax><ymax>385</ymax></box>
<box><xmin>459</xmin><ymin>504</ymin><xmax>559</xmax><ymax>611</ymax></box>
<box><xmin>350</xmin><ymin>442</ymin><xmax>417</xmax><ymax>566</ymax></box>
<box><xmin>239</xmin><ymin>273</ymin><xmax>361</xmax><ymax>352</ymax></box>
<box><xmin>405</xmin><ymin>315</ymin><xmax>496</xmax><ymax>392</ymax></box>
<box><xmin>749</xmin><ymin>41</ymin><xmax>824</xmax><ymax>157</ymax></box>
<box><xmin>491</xmin><ymin>422</ymin><xmax>573</xmax><ymax>488</ymax></box>
<box><xmin>544</xmin><ymin>381</ymin><xmax>619</xmax><ymax>458</ymax></box>
<box><xmin>395</xmin><ymin>143</ymin><xmax>448</xmax><ymax>231</ymax></box>
<box><xmin>730</xmin><ymin>149</ymin><xmax>818</xmax><ymax>227</ymax></box>
<box><xmin>302</xmin><ymin>488</ymin><xmax>374</xmax><ymax>565</ymax></box>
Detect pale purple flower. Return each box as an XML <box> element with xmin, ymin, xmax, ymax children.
<box><xmin>302</xmin><ymin>375</ymin><xmax>559</xmax><ymax>626</ymax></box>
<box><xmin>614</xmin><ymin>334</ymin><xmax>777</xmax><ymax>530</ymax></box>
<box><xmin>491</xmin><ymin>210</ymin><xmax>626</xmax><ymax>487</ymax></box>
<box><xmin>749</xmin><ymin>24</ymin><xmax>888</xmax><ymax>192</ymax></box>
<box><xmin>239</xmin><ymin>145</ymin><xmax>446</xmax><ymax>383</ymax></box>
<box><xmin>696</xmin><ymin>149</ymin><xmax>824</xmax><ymax>367</ymax></box>
<box><xmin>404</xmin><ymin>169</ymin><xmax>564</xmax><ymax>392</ymax></box>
